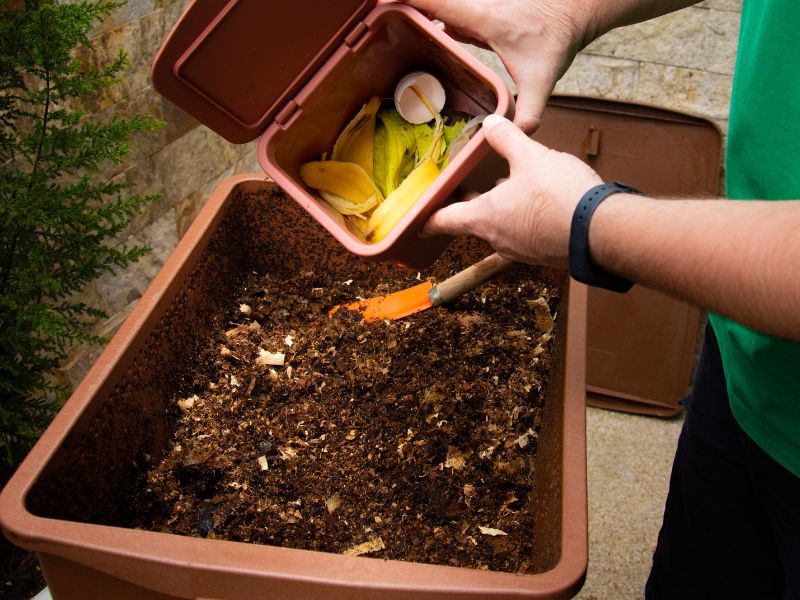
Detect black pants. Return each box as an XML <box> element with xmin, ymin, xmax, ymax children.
<box><xmin>645</xmin><ymin>325</ymin><xmax>800</xmax><ymax>600</ymax></box>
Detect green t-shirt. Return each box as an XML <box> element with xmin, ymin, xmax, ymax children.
<box><xmin>708</xmin><ymin>0</ymin><xmax>800</xmax><ymax>478</ymax></box>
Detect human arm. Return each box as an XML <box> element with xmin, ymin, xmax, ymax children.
<box><xmin>396</xmin><ymin>0</ymin><xmax>702</xmax><ymax>132</ymax></box>
<box><xmin>590</xmin><ymin>195</ymin><xmax>800</xmax><ymax>341</ymax></box>
<box><xmin>424</xmin><ymin>115</ymin><xmax>800</xmax><ymax>342</ymax></box>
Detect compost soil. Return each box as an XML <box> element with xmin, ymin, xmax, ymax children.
<box><xmin>132</xmin><ymin>262</ymin><xmax>560</xmax><ymax>573</ymax></box>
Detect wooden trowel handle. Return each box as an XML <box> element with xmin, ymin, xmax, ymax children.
<box><xmin>430</xmin><ymin>252</ymin><xmax>514</xmax><ymax>306</ymax></box>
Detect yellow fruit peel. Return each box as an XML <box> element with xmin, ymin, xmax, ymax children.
<box><xmin>299</xmin><ymin>161</ymin><xmax>383</xmax><ymax>216</ymax></box>
<box><xmin>365</xmin><ymin>158</ymin><xmax>440</xmax><ymax>243</ymax></box>
<box><xmin>320</xmin><ymin>190</ymin><xmax>379</xmax><ymax>216</ymax></box>
<box><xmin>300</xmin><ymin>87</ymin><xmax>478</xmax><ymax>244</ymax></box>
<box><xmin>373</xmin><ymin>105</ymin><xmax>417</xmax><ymax>198</ymax></box>
<box><xmin>331</xmin><ymin>97</ymin><xmax>380</xmax><ymax>178</ymax></box>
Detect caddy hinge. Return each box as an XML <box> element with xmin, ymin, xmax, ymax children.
<box><xmin>344</xmin><ymin>21</ymin><xmax>369</xmax><ymax>50</ymax></box>
<box><xmin>275</xmin><ymin>100</ymin><xmax>301</xmax><ymax>129</ymax></box>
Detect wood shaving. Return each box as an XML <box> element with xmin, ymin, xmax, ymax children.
<box><xmin>343</xmin><ymin>536</ymin><xmax>385</xmax><ymax>556</ymax></box>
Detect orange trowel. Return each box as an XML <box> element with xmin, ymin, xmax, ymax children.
<box><xmin>330</xmin><ymin>253</ymin><xmax>513</xmax><ymax>322</ymax></box>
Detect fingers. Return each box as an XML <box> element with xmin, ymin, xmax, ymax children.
<box><xmin>393</xmin><ymin>0</ymin><xmax>454</xmax><ymax>21</ymax></box>
<box><xmin>506</xmin><ymin>65</ymin><xmax>559</xmax><ymax>133</ymax></box>
<box><xmin>512</xmin><ymin>88</ymin><xmax>547</xmax><ymax>134</ymax></box>
<box><xmin>421</xmin><ymin>192</ymin><xmax>481</xmax><ymax>238</ymax></box>
<box><xmin>423</xmin><ymin>116</ymin><xmax>546</xmax><ymax>238</ymax></box>
<box><xmin>481</xmin><ymin>114</ymin><xmax>548</xmax><ymax>173</ymax></box>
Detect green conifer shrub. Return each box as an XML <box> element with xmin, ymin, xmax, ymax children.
<box><xmin>0</xmin><ymin>0</ymin><xmax>163</xmax><ymax>465</ymax></box>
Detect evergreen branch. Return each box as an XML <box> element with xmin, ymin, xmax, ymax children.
<box><xmin>0</xmin><ymin>0</ymin><xmax>163</xmax><ymax>464</ymax></box>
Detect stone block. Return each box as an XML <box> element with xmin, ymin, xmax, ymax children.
<box><xmin>586</xmin><ymin>7</ymin><xmax>739</xmax><ymax>75</ymax></box>
<box><xmin>94</xmin><ymin>10</ymin><xmax>167</xmax><ymax>105</ymax></box>
<box><xmin>174</xmin><ymin>155</ymin><xmax>261</xmax><ymax>239</ymax></box>
<box><xmin>122</xmin><ymin>126</ymin><xmax>255</xmax><ymax>234</ymax></box>
<box><xmin>91</xmin><ymin>0</ymin><xmax>158</xmax><ymax>35</ymax></box>
<box><xmin>160</xmin><ymin>0</ymin><xmax>193</xmax><ymax>30</ymax></box>
<box><xmin>66</xmin><ymin>282</ymin><xmax>111</xmax><ymax>323</ymax></box>
<box><xmin>554</xmin><ymin>55</ymin><xmax>641</xmax><ymax>103</ymax></box>
<box><xmin>174</xmin><ymin>166</ymin><xmax>237</xmax><ymax>239</ymax></box>
<box><xmin>635</xmin><ymin>63</ymin><xmax>733</xmax><ymax>123</ymax></box>
<box><xmin>701</xmin><ymin>8</ymin><xmax>741</xmax><ymax>75</ymax></box>
<box><xmin>92</xmin><ymin>209</ymin><xmax>178</xmax><ymax>316</ymax></box>
<box><xmin>137</xmin><ymin>207</ymin><xmax>182</xmax><ymax>263</ymax></box>
<box><xmin>97</xmin><ymin>86</ymin><xmax>200</xmax><ymax>163</ymax></box>
<box><xmin>587</xmin><ymin>10</ymin><xmax>703</xmax><ymax>68</ymax></box>
<box><xmin>81</xmin><ymin>1</ymin><xmax>191</xmax><ymax>110</ymax></box>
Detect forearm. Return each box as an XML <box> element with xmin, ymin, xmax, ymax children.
<box><xmin>580</xmin><ymin>0</ymin><xmax>703</xmax><ymax>44</ymax></box>
<box><xmin>421</xmin><ymin>117</ymin><xmax>800</xmax><ymax>341</ymax></box>
<box><xmin>590</xmin><ymin>195</ymin><xmax>800</xmax><ymax>340</ymax></box>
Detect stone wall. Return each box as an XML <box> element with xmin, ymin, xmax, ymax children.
<box><xmin>61</xmin><ymin>0</ymin><xmax>742</xmax><ymax>387</ymax></box>
<box><xmin>470</xmin><ymin>0</ymin><xmax>740</xmax><ymax>139</ymax></box>
<box><xmin>61</xmin><ymin>0</ymin><xmax>261</xmax><ymax>386</ymax></box>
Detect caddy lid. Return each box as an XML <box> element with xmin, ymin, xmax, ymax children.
<box><xmin>152</xmin><ymin>0</ymin><xmax>377</xmax><ymax>143</ymax></box>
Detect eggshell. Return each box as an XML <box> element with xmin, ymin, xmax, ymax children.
<box><xmin>394</xmin><ymin>72</ymin><xmax>446</xmax><ymax>124</ymax></box>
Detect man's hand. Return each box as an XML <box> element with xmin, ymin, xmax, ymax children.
<box><xmin>394</xmin><ymin>0</ymin><xmax>596</xmax><ymax>133</ymax></box>
<box><xmin>423</xmin><ymin>115</ymin><xmax>602</xmax><ymax>268</ymax></box>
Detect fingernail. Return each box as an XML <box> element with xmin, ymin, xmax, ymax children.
<box><xmin>482</xmin><ymin>113</ymin><xmax>506</xmax><ymax>130</ymax></box>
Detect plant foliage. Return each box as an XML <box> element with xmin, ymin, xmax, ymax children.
<box><xmin>0</xmin><ymin>0</ymin><xmax>163</xmax><ymax>465</ymax></box>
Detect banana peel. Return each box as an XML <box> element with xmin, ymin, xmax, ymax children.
<box><xmin>417</xmin><ymin>114</ymin><xmax>445</xmax><ymax>166</ymax></box>
<box><xmin>331</xmin><ymin>97</ymin><xmax>380</xmax><ymax>177</ymax></box>
<box><xmin>300</xmin><ymin>93</ymin><xmax>477</xmax><ymax>244</ymax></box>
<box><xmin>365</xmin><ymin>158</ymin><xmax>440</xmax><ymax>243</ymax></box>
<box><xmin>373</xmin><ymin>105</ymin><xmax>417</xmax><ymax>197</ymax></box>
<box><xmin>319</xmin><ymin>190</ymin><xmax>379</xmax><ymax>216</ymax></box>
<box><xmin>299</xmin><ymin>161</ymin><xmax>382</xmax><ymax>215</ymax></box>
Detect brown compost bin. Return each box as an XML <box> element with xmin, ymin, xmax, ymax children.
<box><xmin>0</xmin><ymin>175</ymin><xmax>588</xmax><ymax>599</ymax></box>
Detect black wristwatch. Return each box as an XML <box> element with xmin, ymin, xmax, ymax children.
<box><xmin>568</xmin><ymin>181</ymin><xmax>642</xmax><ymax>293</ymax></box>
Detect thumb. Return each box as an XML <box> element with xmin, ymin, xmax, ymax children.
<box><xmin>421</xmin><ymin>192</ymin><xmax>483</xmax><ymax>238</ymax></box>
<box><xmin>505</xmin><ymin>63</ymin><xmax>561</xmax><ymax>134</ymax></box>
<box><xmin>481</xmin><ymin>114</ymin><xmax>546</xmax><ymax>173</ymax></box>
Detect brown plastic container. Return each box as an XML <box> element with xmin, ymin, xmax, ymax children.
<box><xmin>151</xmin><ymin>0</ymin><xmax>513</xmax><ymax>269</ymax></box>
<box><xmin>0</xmin><ymin>176</ymin><xmax>588</xmax><ymax>599</ymax></box>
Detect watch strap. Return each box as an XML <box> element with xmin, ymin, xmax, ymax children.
<box><xmin>568</xmin><ymin>181</ymin><xmax>641</xmax><ymax>293</ymax></box>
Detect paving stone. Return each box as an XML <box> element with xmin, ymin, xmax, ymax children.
<box><xmin>586</xmin><ymin>9</ymin><xmax>707</xmax><ymax>71</ymax></box>
<box><xmin>574</xmin><ymin>408</ymin><xmax>684</xmax><ymax>600</ymax></box>
<box><xmin>588</xmin><ymin>7</ymin><xmax>739</xmax><ymax>75</ymax></box>
<box><xmin>697</xmin><ymin>0</ymin><xmax>743</xmax><ymax>12</ymax></box>
<box><xmin>91</xmin><ymin>209</ymin><xmax>178</xmax><ymax>316</ymax></box>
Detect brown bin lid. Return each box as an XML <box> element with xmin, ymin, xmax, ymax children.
<box><xmin>535</xmin><ymin>96</ymin><xmax>722</xmax><ymax>417</ymax></box>
<box><xmin>151</xmin><ymin>0</ymin><xmax>376</xmax><ymax>143</ymax></box>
